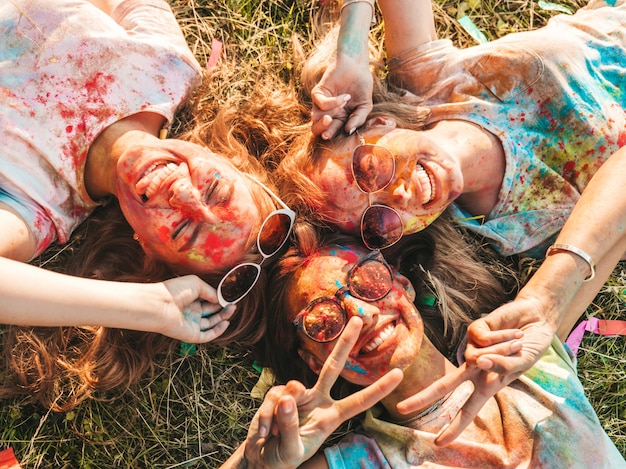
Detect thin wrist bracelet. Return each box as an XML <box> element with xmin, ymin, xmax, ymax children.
<box><xmin>340</xmin><ymin>0</ymin><xmax>376</xmax><ymax>24</ymax></box>
<box><xmin>546</xmin><ymin>243</ymin><xmax>596</xmax><ymax>282</ymax></box>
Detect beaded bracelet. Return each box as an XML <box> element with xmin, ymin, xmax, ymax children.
<box><xmin>340</xmin><ymin>0</ymin><xmax>376</xmax><ymax>24</ymax></box>
<box><xmin>546</xmin><ymin>243</ymin><xmax>596</xmax><ymax>282</ymax></box>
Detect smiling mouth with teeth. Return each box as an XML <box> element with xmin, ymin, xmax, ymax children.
<box><xmin>137</xmin><ymin>162</ymin><xmax>179</xmax><ymax>202</ymax></box>
<box><xmin>416</xmin><ymin>163</ymin><xmax>436</xmax><ymax>205</ymax></box>
<box><xmin>360</xmin><ymin>323</ymin><xmax>395</xmax><ymax>354</ymax></box>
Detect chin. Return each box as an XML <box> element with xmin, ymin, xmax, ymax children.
<box><xmin>389</xmin><ymin>328</ymin><xmax>421</xmax><ymax>369</ymax></box>
<box><xmin>403</xmin><ymin>212</ymin><xmax>443</xmax><ymax>234</ymax></box>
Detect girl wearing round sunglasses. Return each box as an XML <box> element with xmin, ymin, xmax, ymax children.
<box><xmin>241</xmin><ymin>227</ymin><xmax>623</xmax><ymax>468</ymax></box>
<box><xmin>281</xmin><ymin>0</ymin><xmax>626</xmax><ymax>260</ymax></box>
<box><xmin>0</xmin><ymin>0</ymin><xmax>294</xmax><ymax>411</ymax></box>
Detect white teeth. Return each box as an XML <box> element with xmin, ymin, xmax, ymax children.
<box><xmin>416</xmin><ymin>164</ymin><xmax>435</xmax><ymax>205</ymax></box>
<box><xmin>137</xmin><ymin>162</ymin><xmax>178</xmax><ymax>201</ymax></box>
<box><xmin>361</xmin><ymin>324</ymin><xmax>395</xmax><ymax>353</ymax></box>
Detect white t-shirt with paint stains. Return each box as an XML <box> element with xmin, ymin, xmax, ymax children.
<box><xmin>0</xmin><ymin>0</ymin><xmax>202</xmax><ymax>258</ymax></box>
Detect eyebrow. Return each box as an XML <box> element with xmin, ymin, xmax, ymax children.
<box><xmin>178</xmin><ymin>223</ymin><xmax>202</xmax><ymax>253</ymax></box>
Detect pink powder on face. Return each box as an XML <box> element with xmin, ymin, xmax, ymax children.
<box><xmin>343</xmin><ymin>220</ymin><xmax>359</xmax><ymax>232</ymax></box>
<box><xmin>201</xmin><ymin>230</ymin><xmax>238</xmax><ymax>252</ymax></box>
<box><xmin>157</xmin><ymin>225</ymin><xmax>170</xmax><ymax>243</ymax></box>
<box><xmin>212</xmin><ymin>204</ymin><xmax>238</xmax><ymax>221</ymax></box>
<box><xmin>341</xmin><ymin>249</ymin><xmax>361</xmax><ymax>265</ymax></box>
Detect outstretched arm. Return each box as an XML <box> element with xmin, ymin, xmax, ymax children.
<box><xmin>468</xmin><ymin>146</ymin><xmax>626</xmax><ymax>364</ymax></box>
<box><xmin>311</xmin><ymin>0</ymin><xmax>374</xmax><ymax>139</ymax></box>
<box><xmin>397</xmin><ymin>146</ymin><xmax>626</xmax><ymax>445</ymax></box>
<box><xmin>222</xmin><ymin>317</ymin><xmax>403</xmax><ymax>468</ymax></box>
<box><xmin>0</xmin><ymin>256</ymin><xmax>235</xmax><ymax>343</ymax></box>
<box><xmin>311</xmin><ymin>0</ymin><xmax>437</xmax><ymax>139</ymax></box>
<box><xmin>378</xmin><ymin>0</ymin><xmax>437</xmax><ymax>58</ymax></box>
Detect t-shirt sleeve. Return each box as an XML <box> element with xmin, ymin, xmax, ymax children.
<box><xmin>387</xmin><ymin>39</ymin><xmax>457</xmax><ymax>96</ymax></box>
<box><xmin>323</xmin><ymin>432</ymin><xmax>391</xmax><ymax>468</ymax></box>
<box><xmin>110</xmin><ymin>0</ymin><xmax>202</xmax><ymax>74</ymax></box>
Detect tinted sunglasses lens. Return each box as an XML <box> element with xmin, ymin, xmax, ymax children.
<box><xmin>258</xmin><ymin>212</ymin><xmax>293</xmax><ymax>257</ymax></box>
<box><xmin>352</xmin><ymin>145</ymin><xmax>394</xmax><ymax>193</ymax></box>
<box><xmin>349</xmin><ymin>257</ymin><xmax>393</xmax><ymax>300</ymax></box>
<box><xmin>361</xmin><ymin>205</ymin><xmax>403</xmax><ymax>250</ymax></box>
<box><xmin>303</xmin><ymin>301</ymin><xmax>346</xmax><ymax>342</ymax></box>
<box><xmin>219</xmin><ymin>264</ymin><xmax>260</xmax><ymax>305</ymax></box>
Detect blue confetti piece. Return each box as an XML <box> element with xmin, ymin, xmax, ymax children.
<box><xmin>458</xmin><ymin>15</ymin><xmax>489</xmax><ymax>44</ymax></box>
<box><xmin>538</xmin><ymin>0</ymin><xmax>573</xmax><ymax>14</ymax></box>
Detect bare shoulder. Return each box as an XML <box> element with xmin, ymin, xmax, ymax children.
<box><xmin>0</xmin><ymin>203</ymin><xmax>36</xmax><ymax>261</ymax></box>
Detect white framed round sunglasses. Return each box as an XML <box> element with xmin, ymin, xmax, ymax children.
<box><xmin>217</xmin><ymin>174</ymin><xmax>295</xmax><ymax>306</ymax></box>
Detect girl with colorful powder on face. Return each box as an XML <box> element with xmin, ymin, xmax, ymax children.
<box><xmin>228</xmin><ymin>225</ymin><xmax>624</xmax><ymax>468</ymax></box>
<box><xmin>0</xmin><ymin>0</ymin><xmax>295</xmax><ymax>409</ymax></box>
<box><xmin>272</xmin><ymin>0</ymin><xmax>626</xmax><ymax>445</ymax></box>
<box><xmin>283</xmin><ymin>0</ymin><xmax>626</xmax><ymax>282</ymax></box>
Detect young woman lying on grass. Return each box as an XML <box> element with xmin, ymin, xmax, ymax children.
<box><xmin>232</xmin><ymin>225</ymin><xmax>623</xmax><ymax>467</ymax></box>
<box><xmin>0</xmin><ymin>0</ymin><xmax>294</xmax><ymax>410</ymax></box>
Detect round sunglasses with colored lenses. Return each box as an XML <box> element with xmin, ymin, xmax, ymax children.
<box><xmin>217</xmin><ymin>175</ymin><xmax>295</xmax><ymax>306</ymax></box>
<box><xmin>351</xmin><ymin>133</ymin><xmax>404</xmax><ymax>250</ymax></box>
<box><xmin>292</xmin><ymin>250</ymin><xmax>393</xmax><ymax>343</ymax></box>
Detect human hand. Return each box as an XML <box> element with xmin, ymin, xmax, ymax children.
<box><xmin>396</xmin><ymin>298</ymin><xmax>555</xmax><ymax>446</ymax></box>
<box><xmin>157</xmin><ymin>275</ymin><xmax>235</xmax><ymax>343</ymax></box>
<box><xmin>243</xmin><ymin>317</ymin><xmax>403</xmax><ymax>468</ymax></box>
<box><xmin>311</xmin><ymin>55</ymin><xmax>373</xmax><ymax>140</ymax></box>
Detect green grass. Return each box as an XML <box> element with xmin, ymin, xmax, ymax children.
<box><xmin>0</xmin><ymin>344</ymin><xmax>259</xmax><ymax>467</ymax></box>
<box><xmin>1</xmin><ymin>0</ymin><xmax>624</xmax><ymax>466</ymax></box>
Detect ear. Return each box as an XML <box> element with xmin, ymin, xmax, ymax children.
<box><xmin>297</xmin><ymin>348</ymin><xmax>324</xmax><ymax>375</ymax></box>
<box><xmin>134</xmin><ymin>233</ymin><xmax>157</xmax><ymax>258</ymax></box>
<box><xmin>134</xmin><ymin>233</ymin><xmax>146</xmax><ymax>249</ymax></box>
<box><xmin>364</xmin><ymin>116</ymin><xmax>397</xmax><ymax>130</ymax></box>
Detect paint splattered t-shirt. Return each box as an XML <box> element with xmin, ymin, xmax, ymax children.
<box><xmin>388</xmin><ymin>0</ymin><xmax>626</xmax><ymax>257</ymax></box>
<box><xmin>324</xmin><ymin>337</ymin><xmax>625</xmax><ymax>468</ymax></box>
<box><xmin>0</xmin><ymin>0</ymin><xmax>202</xmax><ymax>258</ymax></box>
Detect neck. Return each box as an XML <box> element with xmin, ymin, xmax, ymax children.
<box><xmin>425</xmin><ymin>119</ymin><xmax>505</xmax><ymax>216</ymax></box>
<box><xmin>85</xmin><ymin>112</ymin><xmax>166</xmax><ymax>199</ymax></box>
<box><xmin>380</xmin><ymin>335</ymin><xmax>456</xmax><ymax>421</ymax></box>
